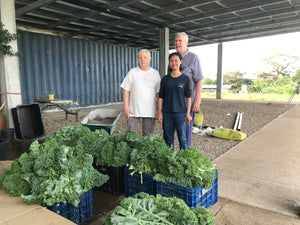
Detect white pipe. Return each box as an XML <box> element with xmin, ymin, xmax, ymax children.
<box><xmin>237</xmin><ymin>111</ymin><xmax>243</xmax><ymax>131</ymax></box>
<box><xmin>233</xmin><ymin>112</ymin><xmax>240</xmax><ymax>130</ymax></box>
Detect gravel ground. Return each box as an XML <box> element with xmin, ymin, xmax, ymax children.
<box><xmin>42</xmin><ymin>98</ymin><xmax>294</xmax><ymax>160</ymax></box>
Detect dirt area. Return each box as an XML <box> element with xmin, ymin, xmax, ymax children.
<box><xmin>2</xmin><ymin>98</ymin><xmax>295</xmax><ymax>224</ymax></box>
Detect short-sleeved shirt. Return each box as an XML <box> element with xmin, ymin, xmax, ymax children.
<box><xmin>159</xmin><ymin>73</ymin><xmax>192</xmax><ymax>113</ymax></box>
<box><xmin>120</xmin><ymin>67</ymin><xmax>161</xmax><ymax>118</ymax></box>
<box><xmin>181</xmin><ymin>50</ymin><xmax>203</xmax><ymax>102</ymax></box>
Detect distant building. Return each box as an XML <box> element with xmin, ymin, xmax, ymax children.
<box><xmin>202</xmin><ymin>85</ymin><xmax>232</xmax><ymax>94</ymax></box>
<box><xmin>240</xmin><ymin>84</ymin><xmax>248</xmax><ymax>93</ymax></box>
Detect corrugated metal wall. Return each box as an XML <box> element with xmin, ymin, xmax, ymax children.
<box><xmin>17</xmin><ymin>31</ymin><xmax>159</xmax><ymax>106</ymax></box>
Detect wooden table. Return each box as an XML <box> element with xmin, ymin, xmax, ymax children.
<box><xmin>34</xmin><ymin>97</ymin><xmax>79</xmax><ymax>121</ymax></box>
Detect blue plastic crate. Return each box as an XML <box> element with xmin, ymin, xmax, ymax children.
<box><xmin>125</xmin><ymin>167</ymin><xmax>156</xmax><ymax>197</ymax></box>
<box><xmin>95</xmin><ymin>165</ymin><xmax>125</xmax><ymax>195</ymax></box>
<box><xmin>156</xmin><ymin>170</ymin><xmax>218</xmax><ymax>208</ymax></box>
<box><xmin>48</xmin><ymin>189</ymin><xmax>93</xmax><ymax>225</ymax></box>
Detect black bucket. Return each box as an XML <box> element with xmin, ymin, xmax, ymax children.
<box><xmin>0</xmin><ymin>138</ymin><xmax>7</xmax><ymax>160</ymax></box>
<box><xmin>1</xmin><ymin>128</ymin><xmax>15</xmax><ymax>141</ymax></box>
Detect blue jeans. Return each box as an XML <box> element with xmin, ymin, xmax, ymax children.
<box><xmin>186</xmin><ymin>111</ymin><xmax>195</xmax><ymax>147</ymax></box>
<box><xmin>163</xmin><ymin>112</ymin><xmax>188</xmax><ymax>150</ymax></box>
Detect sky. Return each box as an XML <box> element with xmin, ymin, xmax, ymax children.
<box><xmin>188</xmin><ymin>31</ymin><xmax>300</xmax><ymax>80</ymax></box>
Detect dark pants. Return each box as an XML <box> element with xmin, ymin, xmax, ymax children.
<box><xmin>163</xmin><ymin>112</ymin><xmax>187</xmax><ymax>150</ymax></box>
<box><xmin>186</xmin><ymin>111</ymin><xmax>195</xmax><ymax>147</ymax></box>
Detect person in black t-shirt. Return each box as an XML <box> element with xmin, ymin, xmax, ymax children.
<box><xmin>156</xmin><ymin>52</ymin><xmax>192</xmax><ymax>150</ymax></box>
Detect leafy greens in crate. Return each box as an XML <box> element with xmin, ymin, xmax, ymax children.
<box><xmin>0</xmin><ymin>126</ymin><xmax>109</xmax><ymax>207</ymax></box>
<box><xmin>154</xmin><ymin>147</ymin><xmax>216</xmax><ymax>189</ymax></box>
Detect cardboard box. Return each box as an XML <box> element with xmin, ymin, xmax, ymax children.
<box><xmin>0</xmin><ymin>161</ymin><xmax>76</xmax><ymax>225</ymax></box>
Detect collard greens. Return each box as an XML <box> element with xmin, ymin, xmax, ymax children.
<box><xmin>102</xmin><ymin>193</ymin><xmax>215</xmax><ymax>225</ymax></box>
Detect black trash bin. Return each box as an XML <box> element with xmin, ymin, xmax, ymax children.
<box><xmin>11</xmin><ymin>103</ymin><xmax>44</xmax><ymax>139</ymax></box>
<box><xmin>1</xmin><ymin>128</ymin><xmax>15</xmax><ymax>141</ymax></box>
<box><xmin>0</xmin><ymin>138</ymin><xmax>7</xmax><ymax>160</ymax></box>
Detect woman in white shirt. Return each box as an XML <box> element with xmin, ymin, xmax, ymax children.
<box><xmin>120</xmin><ymin>49</ymin><xmax>161</xmax><ymax>136</ymax></box>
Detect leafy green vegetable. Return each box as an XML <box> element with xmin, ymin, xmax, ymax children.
<box><xmin>0</xmin><ymin>170</ymin><xmax>31</xmax><ymax>196</ymax></box>
<box><xmin>46</xmin><ymin>125</ymin><xmax>109</xmax><ymax>152</ymax></box>
<box><xmin>193</xmin><ymin>206</ymin><xmax>215</xmax><ymax>225</ymax></box>
<box><xmin>102</xmin><ymin>192</ymin><xmax>215</xmax><ymax>225</ymax></box>
<box><xmin>129</xmin><ymin>133</ymin><xmax>173</xmax><ymax>176</ymax></box>
<box><xmin>0</xmin><ymin>126</ymin><xmax>109</xmax><ymax>207</ymax></box>
<box><xmin>95</xmin><ymin>131</ymin><xmax>140</xmax><ymax>167</ymax></box>
<box><xmin>153</xmin><ymin>147</ymin><xmax>216</xmax><ymax>189</ymax></box>
<box><xmin>111</xmin><ymin>132</ymin><xmax>216</xmax><ymax>189</ymax></box>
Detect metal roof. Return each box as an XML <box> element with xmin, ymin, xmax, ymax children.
<box><xmin>15</xmin><ymin>0</ymin><xmax>300</xmax><ymax>50</ymax></box>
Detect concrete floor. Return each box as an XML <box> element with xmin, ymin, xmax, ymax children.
<box><xmin>210</xmin><ymin>104</ymin><xmax>300</xmax><ymax>224</ymax></box>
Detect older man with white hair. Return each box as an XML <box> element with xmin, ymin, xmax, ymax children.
<box><xmin>174</xmin><ymin>32</ymin><xmax>204</xmax><ymax>147</ymax></box>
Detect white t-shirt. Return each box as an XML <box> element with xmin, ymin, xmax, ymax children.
<box><xmin>121</xmin><ymin>67</ymin><xmax>161</xmax><ymax>118</ymax></box>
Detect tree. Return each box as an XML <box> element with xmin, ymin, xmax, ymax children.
<box><xmin>203</xmin><ymin>77</ymin><xmax>216</xmax><ymax>85</ymax></box>
<box><xmin>0</xmin><ymin>22</ymin><xmax>19</xmax><ymax>56</ymax></box>
<box><xmin>292</xmin><ymin>69</ymin><xmax>300</xmax><ymax>83</ymax></box>
<box><xmin>257</xmin><ymin>53</ymin><xmax>299</xmax><ymax>83</ymax></box>
<box><xmin>223</xmin><ymin>71</ymin><xmax>245</xmax><ymax>90</ymax></box>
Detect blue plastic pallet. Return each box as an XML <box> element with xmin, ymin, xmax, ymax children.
<box><xmin>125</xmin><ymin>167</ymin><xmax>156</xmax><ymax>197</ymax></box>
<box><xmin>48</xmin><ymin>189</ymin><xmax>93</xmax><ymax>225</ymax></box>
<box><xmin>156</xmin><ymin>170</ymin><xmax>218</xmax><ymax>208</ymax></box>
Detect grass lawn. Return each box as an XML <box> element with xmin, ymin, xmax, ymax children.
<box><xmin>202</xmin><ymin>92</ymin><xmax>300</xmax><ymax>102</ymax></box>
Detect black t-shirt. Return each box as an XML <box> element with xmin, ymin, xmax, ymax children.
<box><xmin>159</xmin><ymin>73</ymin><xmax>192</xmax><ymax>113</ymax></box>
